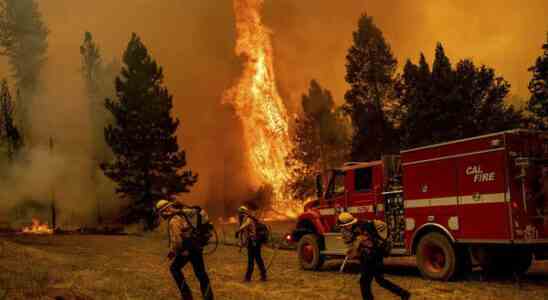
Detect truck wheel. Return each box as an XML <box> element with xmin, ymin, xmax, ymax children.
<box><xmin>297</xmin><ymin>234</ymin><xmax>324</xmax><ymax>270</ymax></box>
<box><xmin>416</xmin><ymin>232</ymin><xmax>457</xmax><ymax>280</ymax></box>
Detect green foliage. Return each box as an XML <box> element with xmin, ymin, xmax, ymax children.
<box><xmin>395</xmin><ymin>43</ymin><xmax>524</xmax><ymax>148</ymax></box>
<box><xmin>343</xmin><ymin>13</ymin><xmax>398</xmax><ymax>161</ymax></box>
<box><xmin>0</xmin><ymin>0</ymin><xmax>48</xmax><ymax>135</ymax></box>
<box><xmin>286</xmin><ymin>80</ymin><xmax>349</xmax><ymax>200</ymax></box>
<box><xmin>0</xmin><ymin>79</ymin><xmax>22</xmax><ymax>162</ymax></box>
<box><xmin>527</xmin><ymin>35</ymin><xmax>548</xmax><ymax>129</ymax></box>
<box><xmin>101</xmin><ymin>33</ymin><xmax>197</xmax><ymax>230</ymax></box>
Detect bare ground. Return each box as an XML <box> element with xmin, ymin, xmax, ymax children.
<box><xmin>1</xmin><ymin>233</ymin><xmax>548</xmax><ymax>300</ymax></box>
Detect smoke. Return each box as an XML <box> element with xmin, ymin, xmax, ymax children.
<box><xmin>0</xmin><ymin>0</ymin><xmax>546</xmax><ymax>224</ymax></box>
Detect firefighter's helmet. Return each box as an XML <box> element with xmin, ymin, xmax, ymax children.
<box><xmin>238</xmin><ymin>205</ymin><xmax>249</xmax><ymax>214</ymax></box>
<box><xmin>338</xmin><ymin>212</ymin><xmax>357</xmax><ymax>227</ymax></box>
<box><xmin>156</xmin><ymin>200</ymin><xmax>173</xmax><ymax>214</ymax></box>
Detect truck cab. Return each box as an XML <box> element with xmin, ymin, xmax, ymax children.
<box><xmin>292</xmin><ymin>156</ymin><xmax>405</xmax><ymax>270</ymax></box>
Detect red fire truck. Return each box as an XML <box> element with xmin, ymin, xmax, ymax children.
<box><xmin>290</xmin><ymin>129</ymin><xmax>548</xmax><ymax>280</ymax></box>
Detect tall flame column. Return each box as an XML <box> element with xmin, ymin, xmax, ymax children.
<box><xmin>224</xmin><ymin>0</ymin><xmax>296</xmax><ymax>215</ymax></box>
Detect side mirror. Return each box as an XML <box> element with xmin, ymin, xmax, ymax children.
<box><xmin>316</xmin><ymin>174</ymin><xmax>323</xmax><ymax>198</ymax></box>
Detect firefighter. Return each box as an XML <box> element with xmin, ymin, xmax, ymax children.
<box><xmin>235</xmin><ymin>205</ymin><xmax>267</xmax><ymax>282</ymax></box>
<box><xmin>338</xmin><ymin>212</ymin><xmax>410</xmax><ymax>300</ymax></box>
<box><xmin>156</xmin><ymin>200</ymin><xmax>214</xmax><ymax>300</ymax></box>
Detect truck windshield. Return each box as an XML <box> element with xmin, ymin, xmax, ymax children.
<box><xmin>355</xmin><ymin>168</ymin><xmax>373</xmax><ymax>192</ymax></box>
<box><xmin>326</xmin><ymin>171</ymin><xmax>345</xmax><ymax>199</ymax></box>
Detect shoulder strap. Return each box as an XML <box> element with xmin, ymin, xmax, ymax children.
<box><xmin>178</xmin><ymin>210</ymin><xmax>196</xmax><ymax>230</ymax></box>
<box><xmin>167</xmin><ymin>215</ymin><xmax>174</xmax><ymax>247</ymax></box>
<box><xmin>246</xmin><ymin>214</ymin><xmax>261</xmax><ymax>224</ymax></box>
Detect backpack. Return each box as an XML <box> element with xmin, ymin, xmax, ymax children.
<box><xmin>372</xmin><ymin>220</ymin><xmax>392</xmax><ymax>257</ymax></box>
<box><xmin>179</xmin><ymin>206</ymin><xmax>214</xmax><ymax>248</ymax></box>
<box><xmin>359</xmin><ymin>220</ymin><xmax>392</xmax><ymax>257</ymax></box>
<box><xmin>248</xmin><ymin>215</ymin><xmax>270</xmax><ymax>244</ymax></box>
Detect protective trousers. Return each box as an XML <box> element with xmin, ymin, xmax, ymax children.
<box><xmin>245</xmin><ymin>240</ymin><xmax>267</xmax><ymax>280</ymax></box>
<box><xmin>170</xmin><ymin>249</ymin><xmax>214</xmax><ymax>300</ymax></box>
<box><xmin>359</xmin><ymin>251</ymin><xmax>409</xmax><ymax>300</ymax></box>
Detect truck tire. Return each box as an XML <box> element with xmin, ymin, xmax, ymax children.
<box><xmin>416</xmin><ymin>232</ymin><xmax>457</xmax><ymax>281</ymax></box>
<box><xmin>297</xmin><ymin>234</ymin><xmax>324</xmax><ymax>270</ymax></box>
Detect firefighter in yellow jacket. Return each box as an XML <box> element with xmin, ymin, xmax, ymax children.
<box><xmin>338</xmin><ymin>212</ymin><xmax>410</xmax><ymax>300</ymax></box>
<box><xmin>235</xmin><ymin>205</ymin><xmax>267</xmax><ymax>282</ymax></box>
<box><xmin>157</xmin><ymin>200</ymin><xmax>214</xmax><ymax>300</ymax></box>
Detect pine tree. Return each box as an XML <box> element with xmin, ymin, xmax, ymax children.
<box><xmin>527</xmin><ymin>35</ymin><xmax>548</xmax><ymax>129</ymax></box>
<box><xmin>343</xmin><ymin>13</ymin><xmax>398</xmax><ymax>161</ymax></box>
<box><xmin>80</xmin><ymin>31</ymin><xmax>118</xmax><ymax>225</ymax></box>
<box><xmin>395</xmin><ymin>43</ymin><xmax>523</xmax><ymax>148</ymax></box>
<box><xmin>101</xmin><ymin>33</ymin><xmax>197</xmax><ymax>230</ymax></box>
<box><xmin>286</xmin><ymin>80</ymin><xmax>349</xmax><ymax>200</ymax></box>
<box><xmin>0</xmin><ymin>0</ymin><xmax>48</xmax><ymax>136</ymax></box>
<box><xmin>80</xmin><ymin>32</ymin><xmax>102</xmax><ymax>95</ymax></box>
<box><xmin>0</xmin><ymin>79</ymin><xmax>22</xmax><ymax>161</ymax></box>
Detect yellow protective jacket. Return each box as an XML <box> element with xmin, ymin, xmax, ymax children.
<box><xmin>167</xmin><ymin>214</ymin><xmax>192</xmax><ymax>253</ymax></box>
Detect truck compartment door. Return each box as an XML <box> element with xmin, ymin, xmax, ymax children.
<box><xmin>457</xmin><ymin>150</ymin><xmax>510</xmax><ymax>240</ymax></box>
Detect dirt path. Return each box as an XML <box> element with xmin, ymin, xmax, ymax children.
<box><xmin>1</xmin><ymin>235</ymin><xmax>548</xmax><ymax>299</ymax></box>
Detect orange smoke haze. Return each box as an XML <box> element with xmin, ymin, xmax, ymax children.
<box><xmin>0</xmin><ymin>0</ymin><xmax>546</xmax><ymax>218</ymax></box>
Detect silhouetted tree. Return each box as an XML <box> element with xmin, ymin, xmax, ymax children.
<box><xmin>395</xmin><ymin>43</ymin><xmax>523</xmax><ymax>148</ymax></box>
<box><xmin>286</xmin><ymin>80</ymin><xmax>349</xmax><ymax>200</ymax></box>
<box><xmin>80</xmin><ymin>32</ymin><xmax>101</xmax><ymax>93</ymax></box>
<box><xmin>80</xmin><ymin>31</ymin><xmax>120</xmax><ymax>225</ymax></box>
<box><xmin>101</xmin><ymin>33</ymin><xmax>197</xmax><ymax>230</ymax></box>
<box><xmin>343</xmin><ymin>13</ymin><xmax>398</xmax><ymax>161</ymax></box>
<box><xmin>527</xmin><ymin>35</ymin><xmax>548</xmax><ymax>129</ymax></box>
<box><xmin>0</xmin><ymin>0</ymin><xmax>48</xmax><ymax>137</ymax></box>
<box><xmin>0</xmin><ymin>79</ymin><xmax>22</xmax><ymax>161</ymax></box>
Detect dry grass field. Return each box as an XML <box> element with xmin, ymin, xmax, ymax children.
<box><xmin>1</xmin><ymin>226</ymin><xmax>548</xmax><ymax>300</ymax></box>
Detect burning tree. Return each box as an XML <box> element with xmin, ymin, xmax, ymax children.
<box><xmin>223</xmin><ymin>0</ymin><xmax>298</xmax><ymax>216</ymax></box>
<box><xmin>101</xmin><ymin>33</ymin><xmax>197</xmax><ymax>230</ymax></box>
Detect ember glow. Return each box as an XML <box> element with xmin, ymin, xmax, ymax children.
<box><xmin>21</xmin><ymin>218</ymin><xmax>53</xmax><ymax>234</ymax></box>
<box><xmin>224</xmin><ymin>0</ymin><xmax>301</xmax><ymax>218</ymax></box>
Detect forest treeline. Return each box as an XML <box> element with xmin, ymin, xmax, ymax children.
<box><xmin>285</xmin><ymin>14</ymin><xmax>548</xmax><ymax>200</ymax></box>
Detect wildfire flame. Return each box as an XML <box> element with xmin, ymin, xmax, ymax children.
<box><xmin>224</xmin><ymin>0</ymin><xmax>301</xmax><ymax>218</ymax></box>
<box><xmin>21</xmin><ymin>218</ymin><xmax>53</xmax><ymax>234</ymax></box>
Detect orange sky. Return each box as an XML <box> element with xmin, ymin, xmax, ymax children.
<box><xmin>32</xmin><ymin>0</ymin><xmax>548</xmax><ymax>110</ymax></box>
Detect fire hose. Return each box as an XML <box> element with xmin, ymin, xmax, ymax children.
<box><xmin>337</xmin><ymin>254</ymin><xmax>361</xmax><ymax>294</ymax></box>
